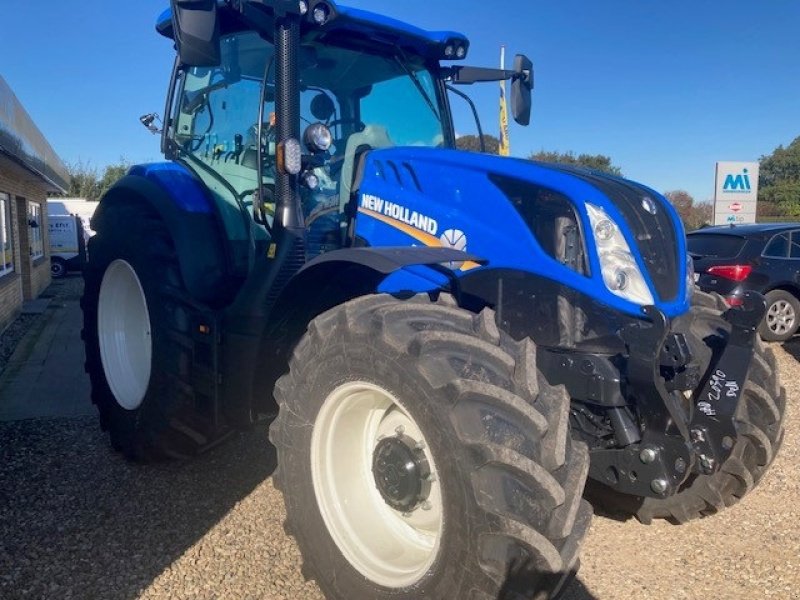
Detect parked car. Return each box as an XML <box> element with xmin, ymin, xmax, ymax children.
<box><xmin>687</xmin><ymin>223</ymin><xmax>800</xmax><ymax>342</ymax></box>
<box><xmin>48</xmin><ymin>214</ymin><xmax>90</xmax><ymax>278</ymax></box>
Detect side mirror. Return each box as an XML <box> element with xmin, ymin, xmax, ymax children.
<box><xmin>511</xmin><ymin>54</ymin><xmax>534</xmax><ymax>126</ymax></box>
<box><xmin>170</xmin><ymin>0</ymin><xmax>221</xmax><ymax>67</ymax></box>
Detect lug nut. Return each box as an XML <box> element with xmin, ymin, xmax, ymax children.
<box><xmin>650</xmin><ymin>478</ymin><xmax>668</xmax><ymax>494</ymax></box>
<box><xmin>674</xmin><ymin>458</ymin><xmax>687</xmax><ymax>474</ymax></box>
<box><xmin>639</xmin><ymin>447</ymin><xmax>658</xmax><ymax>464</ymax></box>
<box><xmin>691</xmin><ymin>428</ymin><xmax>705</xmax><ymax>443</ymax></box>
<box><xmin>700</xmin><ymin>455</ymin><xmax>715</xmax><ymax>472</ymax></box>
<box><xmin>722</xmin><ymin>436</ymin><xmax>734</xmax><ymax>450</ymax></box>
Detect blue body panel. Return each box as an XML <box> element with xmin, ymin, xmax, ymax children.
<box><xmin>357</xmin><ymin>148</ymin><xmax>689</xmax><ymax>320</ymax></box>
<box><xmin>156</xmin><ymin>2</ymin><xmax>468</xmax><ymax>58</ymax></box>
<box><xmin>128</xmin><ymin>162</ymin><xmax>213</xmax><ymax>214</ymax></box>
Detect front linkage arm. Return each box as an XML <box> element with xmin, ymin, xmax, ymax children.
<box><xmin>590</xmin><ymin>292</ymin><xmax>766</xmax><ymax>499</ymax></box>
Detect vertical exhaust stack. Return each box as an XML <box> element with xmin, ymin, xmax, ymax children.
<box><xmin>273</xmin><ymin>11</ymin><xmax>304</xmax><ymax>232</ymax></box>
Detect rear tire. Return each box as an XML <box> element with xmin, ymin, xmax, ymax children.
<box><xmin>271</xmin><ymin>294</ymin><xmax>592</xmax><ymax>599</ymax></box>
<box><xmin>586</xmin><ymin>290</ymin><xmax>786</xmax><ymax>524</ymax></box>
<box><xmin>759</xmin><ymin>289</ymin><xmax>800</xmax><ymax>342</ymax></box>
<box><xmin>50</xmin><ymin>257</ymin><xmax>67</xmax><ymax>279</ymax></box>
<box><xmin>82</xmin><ymin>201</ymin><xmax>217</xmax><ymax>460</ymax></box>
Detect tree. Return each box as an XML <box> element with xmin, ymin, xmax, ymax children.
<box><xmin>528</xmin><ymin>150</ymin><xmax>623</xmax><ymax>177</ymax></box>
<box><xmin>758</xmin><ymin>136</ymin><xmax>800</xmax><ymax>219</ymax></box>
<box><xmin>97</xmin><ymin>159</ymin><xmax>131</xmax><ymax>200</ymax></box>
<box><xmin>456</xmin><ymin>134</ymin><xmax>500</xmax><ymax>154</ymax></box>
<box><xmin>664</xmin><ymin>190</ymin><xmax>712</xmax><ymax>231</ymax></box>
<box><xmin>66</xmin><ymin>161</ymin><xmax>100</xmax><ymax>200</ymax></box>
<box><xmin>63</xmin><ymin>159</ymin><xmax>130</xmax><ymax>202</ymax></box>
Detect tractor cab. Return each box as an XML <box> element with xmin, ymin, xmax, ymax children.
<box><xmin>157</xmin><ymin>0</ymin><xmax>531</xmax><ymax>271</ymax></box>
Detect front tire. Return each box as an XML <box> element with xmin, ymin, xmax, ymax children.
<box><xmin>271</xmin><ymin>294</ymin><xmax>592</xmax><ymax>599</ymax></box>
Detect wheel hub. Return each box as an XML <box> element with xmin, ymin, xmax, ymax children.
<box><xmin>768</xmin><ymin>301</ymin><xmax>795</xmax><ymax>333</ymax></box>
<box><xmin>372</xmin><ymin>433</ymin><xmax>432</xmax><ymax>513</ymax></box>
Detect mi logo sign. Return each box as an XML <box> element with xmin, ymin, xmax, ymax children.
<box><xmin>723</xmin><ymin>168</ymin><xmax>752</xmax><ymax>193</ymax></box>
<box><xmin>713</xmin><ymin>161</ymin><xmax>759</xmax><ymax>225</ymax></box>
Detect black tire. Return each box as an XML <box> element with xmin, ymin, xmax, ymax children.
<box><xmin>587</xmin><ymin>290</ymin><xmax>786</xmax><ymax>524</ymax></box>
<box><xmin>50</xmin><ymin>257</ymin><xmax>67</xmax><ymax>279</ymax></box>
<box><xmin>270</xmin><ymin>294</ymin><xmax>592</xmax><ymax>599</ymax></box>
<box><xmin>759</xmin><ymin>289</ymin><xmax>800</xmax><ymax>342</ymax></box>
<box><xmin>82</xmin><ymin>200</ymin><xmax>217</xmax><ymax>460</ymax></box>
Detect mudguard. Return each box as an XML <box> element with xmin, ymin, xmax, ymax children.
<box><xmin>222</xmin><ymin>245</ymin><xmax>483</xmax><ymax>420</ymax></box>
<box><xmin>92</xmin><ymin>162</ymin><xmax>235</xmax><ymax>306</ymax></box>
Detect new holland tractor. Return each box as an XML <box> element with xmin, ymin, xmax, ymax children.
<box><xmin>81</xmin><ymin>1</ymin><xmax>785</xmax><ymax>597</ymax></box>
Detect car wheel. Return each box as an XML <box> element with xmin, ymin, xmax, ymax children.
<box><xmin>759</xmin><ymin>289</ymin><xmax>800</xmax><ymax>342</ymax></box>
<box><xmin>50</xmin><ymin>258</ymin><xmax>67</xmax><ymax>279</ymax></box>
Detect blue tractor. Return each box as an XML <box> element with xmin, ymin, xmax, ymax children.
<box><xmin>81</xmin><ymin>1</ymin><xmax>785</xmax><ymax>597</ymax></box>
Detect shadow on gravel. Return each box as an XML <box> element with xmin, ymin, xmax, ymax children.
<box><xmin>498</xmin><ymin>563</ymin><xmax>599</xmax><ymax>600</ymax></box>
<box><xmin>783</xmin><ymin>338</ymin><xmax>800</xmax><ymax>362</ymax></box>
<box><xmin>0</xmin><ymin>417</ymin><xmax>276</xmax><ymax>600</ymax></box>
<box><xmin>559</xmin><ymin>577</ymin><xmax>600</xmax><ymax>600</ymax></box>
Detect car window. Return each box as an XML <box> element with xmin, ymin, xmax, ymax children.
<box><xmin>686</xmin><ymin>234</ymin><xmax>745</xmax><ymax>258</ymax></box>
<box><xmin>763</xmin><ymin>233</ymin><xmax>790</xmax><ymax>258</ymax></box>
<box><xmin>791</xmin><ymin>231</ymin><xmax>800</xmax><ymax>259</ymax></box>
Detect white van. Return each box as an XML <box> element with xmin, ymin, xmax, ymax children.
<box><xmin>48</xmin><ymin>214</ymin><xmax>90</xmax><ymax>277</ymax></box>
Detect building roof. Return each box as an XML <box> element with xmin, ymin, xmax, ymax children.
<box><xmin>0</xmin><ymin>76</ymin><xmax>70</xmax><ymax>193</ymax></box>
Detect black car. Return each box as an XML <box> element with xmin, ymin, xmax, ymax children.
<box><xmin>687</xmin><ymin>222</ymin><xmax>800</xmax><ymax>342</ymax></box>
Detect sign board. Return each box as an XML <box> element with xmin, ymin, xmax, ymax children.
<box><xmin>713</xmin><ymin>161</ymin><xmax>759</xmax><ymax>225</ymax></box>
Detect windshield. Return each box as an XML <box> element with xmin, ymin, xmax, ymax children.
<box><xmin>298</xmin><ymin>43</ymin><xmax>445</xmax><ymax>147</ymax></box>
<box><xmin>294</xmin><ymin>41</ymin><xmax>448</xmax><ymax>255</ymax></box>
<box><xmin>169</xmin><ymin>31</ymin><xmax>449</xmax><ymax>258</ymax></box>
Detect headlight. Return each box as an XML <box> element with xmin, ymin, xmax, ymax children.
<box><xmin>586</xmin><ymin>204</ymin><xmax>654</xmax><ymax>305</ymax></box>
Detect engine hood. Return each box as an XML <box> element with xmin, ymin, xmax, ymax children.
<box><xmin>352</xmin><ymin>146</ymin><xmax>690</xmax><ymax>319</ymax></box>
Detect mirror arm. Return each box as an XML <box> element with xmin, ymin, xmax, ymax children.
<box><xmin>445</xmin><ymin>85</ymin><xmax>485</xmax><ymax>153</ymax></box>
<box><xmin>445</xmin><ymin>66</ymin><xmax>515</xmax><ymax>85</ymax></box>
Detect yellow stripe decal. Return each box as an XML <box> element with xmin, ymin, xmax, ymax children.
<box><xmin>358</xmin><ymin>206</ymin><xmax>481</xmax><ymax>271</ymax></box>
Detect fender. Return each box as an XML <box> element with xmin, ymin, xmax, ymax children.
<box><xmin>92</xmin><ymin>163</ymin><xmax>235</xmax><ymax>306</ymax></box>
<box><xmin>220</xmin><ymin>246</ymin><xmax>484</xmax><ymax>420</ymax></box>
<box><xmin>265</xmin><ymin>246</ymin><xmax>486</xmax><ymax>335</ymax></box>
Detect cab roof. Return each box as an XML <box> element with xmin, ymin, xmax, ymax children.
<box><xmin>157</xmin><ymin>1</ymin><xmax>469</xmax><ymax>61</ymax></box>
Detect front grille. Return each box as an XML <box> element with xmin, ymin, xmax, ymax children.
<box><xmin>542</xmin><ymin>166</ymin><xmax>680</xmax><ymax>302</ymax></box>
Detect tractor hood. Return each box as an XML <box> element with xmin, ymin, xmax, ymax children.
<box><xmin>353</xmin><ymin>147</ymin><xmax>691</xmax><ymax>319</ymax></box>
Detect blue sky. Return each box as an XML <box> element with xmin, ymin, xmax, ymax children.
<box><xmin>2</xmin><ymin>1</ymin><xmax>798</xmax><ymax>202</ymax></box>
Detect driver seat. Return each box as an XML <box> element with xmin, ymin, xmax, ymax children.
<box><xmin>339</xmin><ymin>125</ymin><xmax>393</xmax><ymax>212</ymax></box>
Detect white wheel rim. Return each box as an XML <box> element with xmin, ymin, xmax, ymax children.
<box><xmin>767</xmin><ymin>299</ymin><xmax>796</xmax><ymax>335</ymax></box>
<box><xmin>311</xmin><ymin>381</ymin><xmax>443</xmax><ymax>588</ymax></box>
<box><xmin>98</xmin><ymin>259</ymin><xmax>152</xmax><ymax>410</ymax></box>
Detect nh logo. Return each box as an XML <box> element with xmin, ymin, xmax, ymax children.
<box><xmin>723</xmin><ymin>168</ymin><xmax>751</xmax><ymax>192</ymax></box>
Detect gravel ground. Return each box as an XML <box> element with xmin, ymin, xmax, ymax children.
<box><xmin>0</xmin><ymin>298</ymin><xmax>797</xmax><ymax>598</ymax></box>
